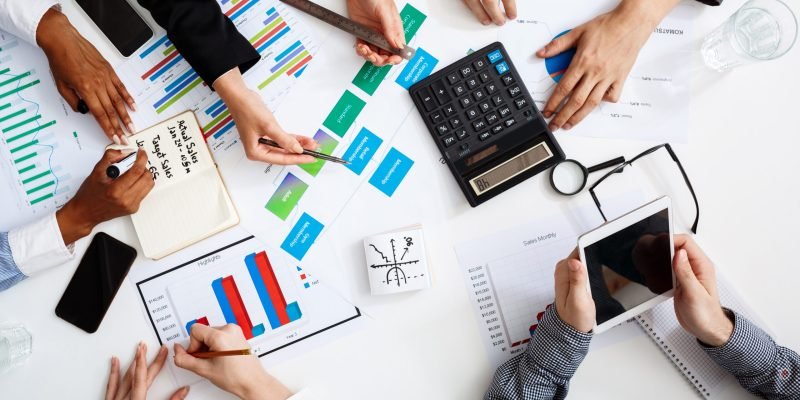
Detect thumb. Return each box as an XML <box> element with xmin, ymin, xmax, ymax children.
<box><xmin>537</xmin><ymin>29</ymin><xmax>578</xmax><ymax>58</ymax></box>
<box><xmin>567</xmin><ymin>259</ymin><xmax>589</xmax><ymax>294</ymax></box>
<box><xmin>378</xmin><ymin>5</ymin><xmax>405</xmax><ymax>48</ymax></box>
<box><xmin>673</xmin><ymin>249</ymin><xmax>703</xmax><ymax>293</ymax></box>
<box><xmin>169</xmin><ymin>386</ymin><xmax>190</xmax><ymax>400</ymax></box>
<box><xmin>173</xmin><ymin>343</ymin><xmax>205</xmax><ymax>374</ymax></box>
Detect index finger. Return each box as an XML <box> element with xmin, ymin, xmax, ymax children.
<box><xmin>187</xmin><ymin>323</ymin><xmax>215</xmax><ymax>352</ymax></box>
<box><xmin>131</xmin><ymin>344</ymin><xmax>148</xmax><ymax>400</ymax></box>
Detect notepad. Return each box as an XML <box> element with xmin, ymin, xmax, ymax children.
<box><xmin>363</xmin><ymin>225</ymin><xmax>431</xmax><ymax>295</ymax></box>
<box><xmin>129</xmin><ymin>111</ymin><xmax>238</xmax><ymax>259</ymax></box>
<box><xmin>635</xmin><ymin>273</ymin><xmax>768</xmax><ymax>398</ymax></box>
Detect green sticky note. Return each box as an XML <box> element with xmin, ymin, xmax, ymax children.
<box><xmin>352</xmin><ymin>63</ymin><xmax>391</xmax><ymax>96</ymax></box>
<box><xmin>400</xmin><ymin>4</ymin><xmax>427</xmax><ymax>41</ymax></box>
<box><xmin>265</xmin><ymin>173</ymin><xmax>309</xmax><ymax>220</ymax></box>
<box><xmin>322</xmin><ymin>90</ymin><xmax>365</xmax><ymax>138</ymax></box>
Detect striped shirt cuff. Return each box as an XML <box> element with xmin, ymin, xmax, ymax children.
<box><xmin>702</xmin><ymin>310</ymin><xmax>777</xmax><ymax>376</ymax></box>
<box><xmin>526</xmin><ymin>306</ymin><xmax>593</xmax><ymax>378</ymax></box>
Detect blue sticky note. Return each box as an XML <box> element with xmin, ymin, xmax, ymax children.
<box><xmin>342</xmin><ymin>127</ymin><xmax>383</xmax><ymax>175</ymax></box>
<box><xmin>495</xmin><ymin>61</ymin><xmax>509</xmax><ymax>75</ymax></box>
<box><xmin>395</xmin><ymin>48</ymin><xmax>438</xmax><ymax>89</ymax></box>
<box><xmin>487</xmin><ymin>49</ymin><xmax>503</xmax><ymax>64</ymax></box>
<box><xmin>368</xmin><ymin>148</ymin><xmax>414</xmax><ymax>197</ymax></box>
<box><xmin>281</xmin><ymin>213</ymin><xmax>324</xmax><ymax>260</ymax></box>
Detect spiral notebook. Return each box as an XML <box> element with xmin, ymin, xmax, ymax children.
<box><xmin>635</xmin><ymin>274</ymin><xmax>768</xmax><ymax>398</ymax></box>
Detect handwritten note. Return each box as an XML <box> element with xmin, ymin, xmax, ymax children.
<box><xmin>135</xmin><ymin>118</ymin><xmax>208</xmax><ymax>186</ymax></box>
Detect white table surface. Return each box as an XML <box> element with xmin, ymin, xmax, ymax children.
<box><xmin>2</xmin><ymin>0</ymin><xmax>800</xmax><ymax>399</ymax></box>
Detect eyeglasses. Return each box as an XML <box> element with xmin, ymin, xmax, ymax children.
<box><xmin>587</xmin><ymin>143</ymin><xmax>700</xmax><ymax>234</ymax></box>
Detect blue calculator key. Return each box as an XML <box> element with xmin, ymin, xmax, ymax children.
<box><xmin>495</xmin><ymin>61</ymin><xmax>509</xmax><ymax>75</ymax></box>
<box><xmin>487</xmin><ymin>50</ymin><xmax>503</xmax><ymax>64</ymax></box>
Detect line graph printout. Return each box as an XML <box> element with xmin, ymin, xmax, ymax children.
<box><xmin>116</xmin><ymin>0</ymin><xmax>318</xmax><ymax>156</ymax></box>
<box><xmin>363</xmin><ymin>226</ymin><xmax>430</xmax><ymax>295</ymax></box>
<box><xmin>133</xmin><ymin>228</ymin><xmax>361</xmax><ymax>385</ymax></box>
<box><xmin>498</xmin><ymin>1</ymin><xmax>699</xmax><ymax>143</ymax></box>
<box><xmin>0</xmin><ymin>31</ymin><xmax>107</xmax><ymax>230</ymax></box>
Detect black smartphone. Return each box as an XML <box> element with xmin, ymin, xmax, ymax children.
<box><xmin>55</xmin><ymin>232</ymin><xmax>137</xmax><ymax>333</ymax></box>
<box><xmin>76</xmin><ymin>0</ymin><xmax>153</xmax><ymax>57</ymax></box>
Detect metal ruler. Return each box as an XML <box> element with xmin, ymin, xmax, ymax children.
<box><xmin>279</xmin><ymin>0</ymin><xmax>416</xmax><ymax>60</ymax></box>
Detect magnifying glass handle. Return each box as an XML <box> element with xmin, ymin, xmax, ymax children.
<box><xmin>587</xmin><ymin>156</ymin><xmax>626</xmax><ymax>173</ymax></box>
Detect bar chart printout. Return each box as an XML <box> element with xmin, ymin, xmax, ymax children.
<box><xmin>0</xmin><ymin>30</ymin><xmax>106</xmax><ymax>230</ymax></box>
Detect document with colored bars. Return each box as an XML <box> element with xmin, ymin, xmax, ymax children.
<box><xmin>0</xmin><ymin>30</ymin><xmax>107</xmax><ymax>231</ymax></box>
<box><xmin>116</xmin><ymin>0</ymin><xmax>317</xmax><ymax>156</ymax></box>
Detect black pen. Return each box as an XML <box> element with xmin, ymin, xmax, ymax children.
<box><xmin>258</xmin><ymin>138</ymin><xmax>349</xmax><ymax>165</ymax></box>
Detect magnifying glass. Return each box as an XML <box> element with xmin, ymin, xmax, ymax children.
<box><xmin>549</xmin><ymin>156</ymin><xmax>626</xmax><ymax>196</ymax></box>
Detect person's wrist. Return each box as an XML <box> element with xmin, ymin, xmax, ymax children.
<box><xmin>699</xmin><ymin>309</ymin><xmax>734</xmax><ymax>347</ymax></box>
<box><xmin>236</xmin><ymin>371</ymin><xmax>292</xmax><ymax>400</ymax></box>
<box><xmin>213</xmin><ymin>68</ymin><xmax>250</xmax><ymax>105</ymax></box>
<box><xmin>36</xmin><ymin>8</ymin><xmax>72</xmax><ymax>55</ymax></box>
<box><xmin>617</xmin><ymin>0</ymin><xmax>680</xmax><ymax>29</ymax></box>
<box><xmin>55</xmin><ymin>201</ymin><xmax>95</xmax><ymax>244</ymax></box>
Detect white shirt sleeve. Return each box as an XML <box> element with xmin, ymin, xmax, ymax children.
<box><xmin>0</xmin><ymin>0</ymin><xmax>60</xmax><ymax>46</ymax></box>
<box><xmin>8</xmin><ymin>212</ymin><xmax>74</xmax><ymax>277</ymax></box>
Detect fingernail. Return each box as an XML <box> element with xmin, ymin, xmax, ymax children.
<box><xmin>549</xmin><ymin>124</ymin><xmax>560</xmax><ymax>131</ymax></box>
<box><xmin>112</xmin><ymin>135</ymin><xmax>121</xmax><ymax>145</ymax></box>
<box><xmin>543</xmin><ymin>111</ymin><xmax>552</xmax><ymax>118</ymax></box>
<box><xmin>563</xmin><ymin>123</ymin><xmax>572</xmax><ymax>130</ymax></box>
<box><xmin>482</xmin><ymin>19</ymin><xmax>491</xmax><ymax>26</ymax></box>
<box><xmin>131</xmin><ymin>102</ymin><xmax>137</xmax><ymax>112</ymax></box>
<box><xmin>181</xmin><ymin>386</ymin><xmax>191</xmax><ymax>397</ymax></box>
<box><xmin>127</xmin><ymin>123</ymin><xmax>135</xmax><ymax>134</ymax></box>
<box><xmin>679</xmin><ymin>249</ymin><xmax>688</xmax><ymax>263</ymax></box>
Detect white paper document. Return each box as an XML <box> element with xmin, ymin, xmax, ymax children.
<box><xmin>363</xmin><ymin>225</ymin><xmax>430</xmax><ymax>295</ymax></box>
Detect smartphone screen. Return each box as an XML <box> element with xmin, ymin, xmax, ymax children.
<box><xmin>76</xmin><ymin>0</ymin><xmax>153</xmax><ymax>57</ymax></box>
<box><xmin>56</xmin><ymin>233</ymin><xmax>137</xmax><ymax>333</ymax></box>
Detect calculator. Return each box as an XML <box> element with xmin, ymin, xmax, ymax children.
<box><xmin>409</xmin><ymin>42</ymin><xmax>565</xmax><ymax>206</ymax></box>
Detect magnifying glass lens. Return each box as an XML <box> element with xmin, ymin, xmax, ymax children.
<box><xmin>552</xmin><ymin>160</ymin><xmax>588</xmax><ymax>195</ymax></box>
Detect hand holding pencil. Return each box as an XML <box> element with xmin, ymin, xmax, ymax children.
<box><xmin>174</xmin><ymin>324</ymin><xmax>294</xmax><ymax>399</ymax></box>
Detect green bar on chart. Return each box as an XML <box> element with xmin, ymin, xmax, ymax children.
<box><xmin>30</xmin><ymin>192</ymin><xmax>54</xmax><ymax>205</ymax></box>
<box><xmin>0</xmin><ymin>103</ymin><xmax>10</xmax><ymax>112</ymax></box>
<box><xmin>11</xmin><ymin>120</ymin><xmax>55</xmax><ymax>141</ymax></box>
<box><xmin>22</xmin><ymin>170</ymin><xmax>50</xmax><ymax>185</ymax></box>
<box><xmin>10</xmin><ymin>139</ymin><xmax>38</xmax><ymax>154</ymax></box>
<box><xmin>162</xmin><ymin>45</ymin><xmax>176</xmax><ymax>56</ymax></box>
<box><xmin>322</xmin><ymin>90</ymin><xmax>366</xmax><ymax>138</ymax></box>
<box><xmin>257</xmin><ymin>50</ymin><xmax>309</xmax><ymax>89</ymax></box>
<box><xmin>17</xmin><ymin>164</ymin><xmax>35</xmax><ymax>174</ymax></box>
<box><xmin>0</xmin><ymin>79</ymin><xmax>40</xmax><ymax>99</ymax></box>
<box><xmin>0</xmin><ymin>71</ymin><xmax>31</xmax><ymax>87</ymax></box>
<box><xmin>3</xmin><ymin>114</ymin><xmax>41</xmax><ymax>133</ymax></box>
<box><xmin>202</xmin><ymin>109</ymin><xmax>231</xmax><ymax>132</ymax></box>
<box><xmin>25</xmin><ymin>180</ymin><xmax>54</xmax><ymax>195</ymax></box>
<box><xmin>13</xmin><ymin>152</ymin><xmax>37</xmax><ymax>164</ymax></box>
<box><xmin>0</xmin><ymin>108</ymin><xmax>25</xmax><ymax>124</ymax></box>
<box><xmin>0</xmin><ymin>68</ymin><xmax>10</xmax><ymax>75</ymax></box>
<box><xmin>156</xmin><ymin>78</ymin><xmax>202</xmax><ymax>114</ymax></box>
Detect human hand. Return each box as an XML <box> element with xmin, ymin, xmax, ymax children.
<box><xmin>174</xmin><ymin>324</ymin><xmax>292</xmax><ymax>400</ymax></box>
<box><xmin>538</xmin><ymin>0</ymin><xmax>679</xmax><ymax>131</ymax></box>
<box><xmin>672</xmin><ymin>235</ymin><xmax>733</xmax><ymax>347</ymax></box>
<box><xmin>554</xmin><ymin>249</ymin><xmax>596</xmax><ymax>333</ymax></box>
<box><xmin>105</xmin><ymin>342</ymin><xmax>189</xmax><ymax>400</ymax></box>
<box><xmin>56</xmin><ymin>148</ymin><xmax>154</xmax><ymax>244</ymax></box>
<box><xmin>214</xmin><ymin>69</ymin><xmax>316</xmax><ymax>165</ymax></box>
<box><xmin>347</xmin><ymin>0</ymin><xmax>405</xmax><ymax>66</ymax></box>
<box><xmin>36</xmin><ymin>8</ymin><xmax>136</xmax><ymax>139</ymax></box>
<box><xmin>462</xmin><ymin>0</ymin><xmax>517</xmax><ymax>26</ymax></box>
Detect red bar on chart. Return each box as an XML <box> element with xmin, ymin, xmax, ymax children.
<box><xmin>255</xmin><ymin>251</ymin><xmax>290</xmax><ymax>325</ymax></box>
<box><xmin>221</xmin><ymin>276</ymin><xmax>256</xmax><ymax>339</ymax></box>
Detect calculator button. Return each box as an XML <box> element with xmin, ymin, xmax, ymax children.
<box><xmin>495</xmin><ymin>61</ymin><xmax>509</xmax><ymax>75</ymax></box>
<box><xmin>514</xmin><ymin>97</ymin><xmax>528</xmax><ymax>109</ymax></box>
<box><xmin>466</xmin><ymin>77</ymin><xmax>479</xmax><ymax>89</ymax></box>
<box><xmin>472</xmin><ymin>89</ymin><xmax>486</xmax><ymax>101</ymax></box>
<box><xmin>501</xmin><ymin>74</ymin><xmax>515</xmax><ymax>86</ymax></box>
<box><xmin>479</xmin><ymin>71</ymin><xmax>491</xmax><ymax>83</ymax></box>
<box><xmin>485</xmin><ymin>112</ymin><xmax>499</xmax><ymax>125</ymax></box>
<box><xmin>453</xmin><ymin>84</ymin><xmax>467</xmax><ymax>97</ymax></box>
<box><xmin>498</xmin><ymin>105</ymin><xmax>512</xmax><ymax>118</ymax></box>
<box><xmin>479</xmin><ymin>131</ymin><xmax>492</xmax><ymax>141</ymax></box>
<box><xmin>491</xmin><ymin>124</ymin><xmax>504</xmax><ymax>134</ymax></box>
<box><xmin>487</xmin><ymin>49</ymin><xmax>503</xmax><ymax>64</ymax></box>
<box><xmin>508</xmin><ymin>85</ymin><xmax>522</xmax><ymax>97</ymax></box>
<box><xmin>460</xmin><ymin>143</ymin><xmax>470</xmax><ymax>151</ymax></box>
<box><xmin>460</xmin><ymin>96</ymin><xmax>473</xmax><ymax>108</ymax></box>
<box><xmin>523</xmin><ymin>109</ymin><xmax>532</xmax><ymax>117</ymax></box>
<box><xmin>436</xmin><ymin>123</ymin><xmax>450</xmax><ymax>136</ymax></box>
<box><xmin>474</xmin><ymin>58</ymin><xmax>488</xmax><ymax>70</ymax></box>
<box><xmin>456</xmin><ymin>128</ymin><xmax>469</xmax><ymax>140</ymax></box>
<box><xmin>447</xmin><ymin>72</ymin><xmax>460</xmax><ymax>85</ymax></box>
<box><xmin>504</xmin><ymin>117</ymin><xmax>517</xmax><ymax>127</ymax></box>
<box><xmin>491</xmin><ymin>95</ymin><xmax>504</xmax><ymax>106</ymax></box>
<box><xmin>460</xmin><ymin>65</ymin><xmax>474</xmax><ymax>78</ymax></box>
<box><xmin>431</xmin><ymin>80</ymin><xmax>451</xmax><ymax>104</ymax></box>
<box><xmin>479</xmin><ymin>101</ymin><xmax>491</xmax><ymax>113</ymax></box>
<box><xmin>450</xmin><ymin>117</ymin><xmax>463</xmax><ymax>129</ymax></box>
<box><xmin>442</xmin><ymin>135</ymin><xmax>457</xmax><ymax>147</ymax></box>
<box><xmin>418</xmin><ymin>88</ymin><xmax>436</xmax><ymax>112</ymax></box>
<box><xmin>429</xmin><ymin>110</ymin><xmax>444</xmax><ymax>124</ymax></box>
<box><xmin>473</xmin><ymin>120</ymin><xmax>487</xmax><ymax>131</ymax></box>
<box><xmin>465</xmin><ymin>107</ymin><xmax>480</xmax><ymax>120</ymax></box>
<box><xmin>485</xmin><ymin>83</ymin><xmax>498</xmax><ymax>94</ymax></box>
<box><xmin>443</xmin><ymin>104</ymin><xmax>457</xmax><ymax>116</ymax></box>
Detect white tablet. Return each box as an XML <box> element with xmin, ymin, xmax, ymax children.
<box><xmin>578</xmin><ymin>196</ymin><xmax>675</xmax><ymax>333</ymax></box>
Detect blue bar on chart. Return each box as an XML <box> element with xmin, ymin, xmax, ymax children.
<box><xmin>205</xmin><ymin>99</ymin><xmax>226</xmax><ymax>117</ymax></box>
<box><xmin>211</xmin><ymin>276</ymin><xmax>265</xmax><ymax>339</ymax></box>
<box><xmin>245</xmin><ymin>251</ymin><xmax>302</xmax><ymax>330</ymax></box>
<box><xmin>369</xmin><ymin>148</ymin><xmax>414</xmax><ymax>197</ymax></box>
<box><xmin>342</xmin><ymin>127</ymin><xmax>383</xmax><ymax>175</ymax></box>
<box><xmin>281</xmin><ymin>213</ymin><xmax>324</xmax><ymax>260</ymax></box>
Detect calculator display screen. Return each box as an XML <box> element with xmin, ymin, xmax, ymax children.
<box><xmin>469</xmin><ymin>143</ymin><xmax>553</xmax><ymax>196</ymax></box>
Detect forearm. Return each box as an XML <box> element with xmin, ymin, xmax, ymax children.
<box><xmin>213</xmin><ymin>68</ymin><xmax>251</xmax><ymax>105</ymax></box>
<box><xmin>485</xmin><ymin>307</ymin><xmax>592</xmax><ymax>400</ymax></box>
<box><xmin>617</xmin><ymin>0</ymin><xmax>681</xmax><ymax>29</ymax></box>
<box><xmin>703</xmin><ymin>310</ymin><xmax>800</xmax><ymax>399</ymax></box>
<box><xmin>55</xmin><ymin>201</ymin><xmax>95</xmax><ymax>245</ymax></box>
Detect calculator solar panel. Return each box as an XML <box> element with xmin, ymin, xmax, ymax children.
<box><xmin>409</xmin><ymin>42</ymin><xmax>565</xmax><ymax>206</ymax></box>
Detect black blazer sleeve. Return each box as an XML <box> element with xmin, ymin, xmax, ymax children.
<box><xmin>136</xmin><ymin>0</ymin><xmax>260</xmax><ymax>87</ymax></box>
<box><xmin>697</xmin><ymin>0</ymin><xmax>723</xmax><ymax>6</ymax></box>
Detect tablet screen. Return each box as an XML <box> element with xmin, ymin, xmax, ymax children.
<box><xmin>583</xmin><ymin>208</ymin><xmax>672</xmax><ymax>325</ymax></box>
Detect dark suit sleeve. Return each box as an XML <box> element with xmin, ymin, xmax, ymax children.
<box><xmin>136</xmin><ymin>0</ymin><xmax>260</xmax><ymax>87</ymax></box>
<box><xmin>696</xmin><ymin>0</ymin><xmax>723</xmax><ymax>6</ymax></box>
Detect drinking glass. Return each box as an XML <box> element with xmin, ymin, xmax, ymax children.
<box><xmin>0</xmin><ymin>323</ymin><xmax>32</xmax><ymax>374</ymax></box>
<box><xmin>702</xmin><ymin>0</ymin><xmax>797</xmax><ymax>71</ymax></box>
